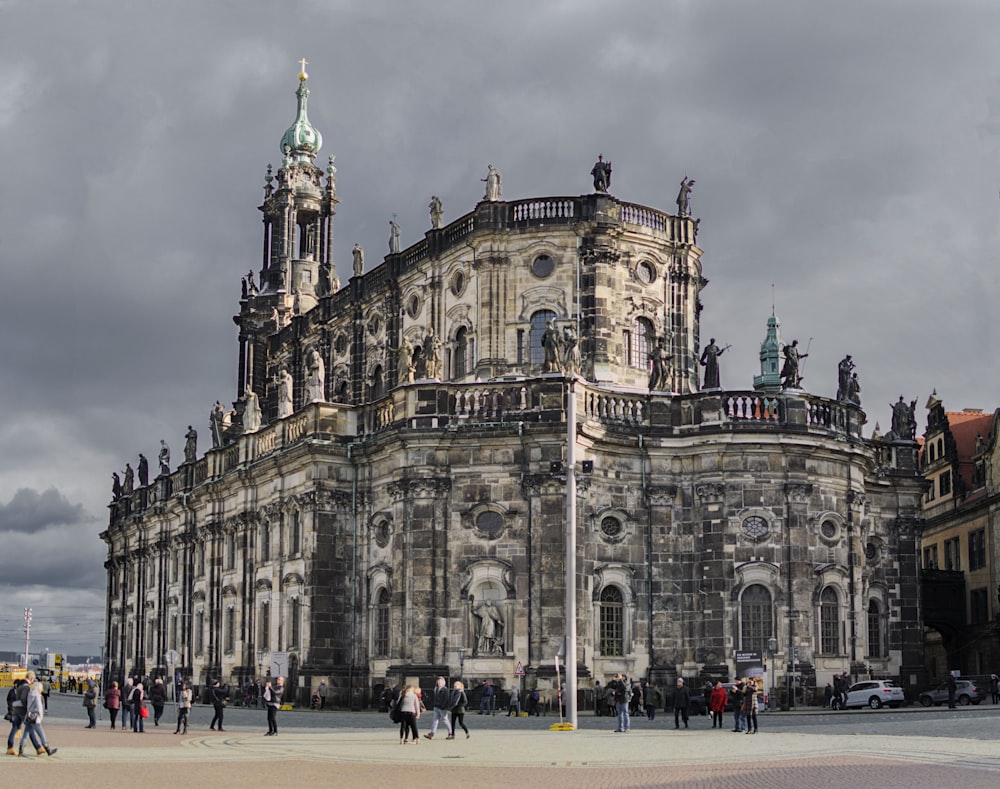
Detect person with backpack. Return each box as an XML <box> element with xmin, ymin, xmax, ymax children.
<box><xmin>526</xmin><ymin>687</ymin><xmax>542</xmax><ymax>716</ymax></box>
<box><xmin>130</xmin><ymin>682</ymin><xmax>145</xmax><ymax>733</ymax></box>
<box><xmin>17</xmin><ymin>680</ymin><xmax>56</xmax><ymax>756</ymax></box>
<box><xmin>478</xmin><ymin>680</ymin><xmax>495</xmax><ymax>715</ymax></box>
<box><xmin>5</xmin><ymin>676</ymin><xmax>30</xmax><ymax>755</ymax></box>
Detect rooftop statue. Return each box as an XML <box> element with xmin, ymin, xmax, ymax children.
<box><xmin>244</xmin><ymin>386</ymin><xmax>262</xmax><ymax>433</ymax></box>
<box><xmin>278</xmin><ymin>368</ymin><xmax>294</xmax><ymax>418</ymax></box>
<box><xmin>184</xmin><ymin>425</ymin><xmax>198</xmax><ymax>463</ymax></box>
<box><xmin>648</xmin><ymin>336</ymin><xmax>670</xmax><ymax>391</ymax></box>
<box><xmin>429</xmin><ymin>196</ymin><xmax>443</xmax><ymax>229</ymax></box>
<box><xmin>591</xmin><ymin>154</ymin><xmax>612</xmax><ymax>193</ymax></box>
<box><xmin>352</xmin><ymin>243</ymin><xmax>364</xmax><ymax>276</ymax></box>
<box><xmin>158</xmin><ymin>440</ymin><xmax>170</xmax><ymax>476</ymax></box>
<box><xmin>836</xmin><ymin>355</ymin><xmax>855</xmax><ymax>402</ymax></box>
<box><xmin>137</xmin><ymin>454</ymin><xmax>149</xmax><ymax>488</ymax></box>
<box><xmin>699</xmin><ymin>338</ymin><xmax>728</xmax><ymax>390</ymax></box>
<box><xmin>482</xmin><ymin>164</ymin><xmax>502</xmax><ymax>202</ymax></box>
<box><xmin>780</xmin><ymin>339</ymin><xmax>807</xmax><ymax>389</ymax></box>
<box><xmin>676</xmin><ymin>177</ymin><xmax>695</xmax><ymax>216</ymax></box>
<box><xmin>388</xmin><ymin>219</ymin><xmax>401</xmax><ymax>254</ymax></box>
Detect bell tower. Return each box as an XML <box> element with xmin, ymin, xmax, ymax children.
<box><xmin>234</xmin><ymin>62</ymin><xmax>339</xmax><ymax>408</ymax></box>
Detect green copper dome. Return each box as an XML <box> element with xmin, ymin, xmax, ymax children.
<box><xmin>280</xmin><ymin>69</ymin><xmax>322</xmax><ymax>164</ymax></box>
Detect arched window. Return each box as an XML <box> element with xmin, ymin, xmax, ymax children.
<box><xmin>225</xmin><ymin>606</ymin><xmax>236</xmax><ymax>653</ymax></box>
<box><xmin>867</xmin><ymin>599</ymin><xmax>884</xmax><ymax>658</ymax></box>
<box><xmin>195</xmin><ymin>610</ymin><xmax>204</xmax><ymax>655</ymax></box>
<box><xmin>372</xmin><ymin>365</ymin><xmax>385</xmax><ymax>400</ymax></box>
<box><xmin>599</xmin><ymin>586</ymin><xmax>624</xmax><ymax>656</ymax></box>
<box><xmin>288</xmin><ymin>597</ymin><xmax>300</xmax><ymax>649</ymax></box>
<box><xmin>820</xmin><ymin>586</ymin><xmax>840</xmax><ymax>654</ymax></box>
<box><xmin>260</xmin><ymin>521</ymin><xmax>270</xmax><ymax>562</ymax></box>
<box><xmin>289</xmin><ymin>511</ymin><xmax>301</xmax><ymax>555</ymax></box>
<box><xmin>740</xmin><ymin>584</ymin><xmax>773</xmax><ymax>655</ymax></box>
<box><xmin>529</xmin><ymin>310</ymin><xmax>557</xmax><ymax>366</ymax></box>
<box><xmin>374</xmin><ymin>588</ymin><xmax>390</xmax><ymax>657</ymax></box>
<box><xmin>630</xmin><ymin>317</ymin><xmax>656</xmax><ymax>369</ymax></box>
<box><xmin>259</xmin><ymin>600</ymin><xmax>270</xmax><ymax>649</ymax></box>
<box><xmin>225</xmin><ymin>532</ymin><xmax>236</xmax><ymax>569</ymax></box>
<box><xmin>454</xmin><ymin>327</ymin><xmax>469</xmax><ymax>379</ymax></box>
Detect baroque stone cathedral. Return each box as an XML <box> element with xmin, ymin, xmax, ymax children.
<box><xmin>102</xmin><ymin>68</ymin><xmax>927</xmax><ymax>707</ymax></box>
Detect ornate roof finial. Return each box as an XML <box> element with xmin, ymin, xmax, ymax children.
<box><xmin>280</xmin><ymin>60</ymin><xmax>322</xmax><ymax>164</ymax></box>
<box><xmin>298</xmin><ymin>58</ymin><xmax>309</xmax><ymax>81</ymax></box>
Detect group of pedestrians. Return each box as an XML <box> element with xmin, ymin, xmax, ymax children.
<box><xmin>4</xmin><ymin>671</ymin><xmax>57</xmax><ymax>757</ymax></box>
<box><xmin>388</xmin><ymin>677</ymin><xmax>472</xmax><ymax>745</ymax></box>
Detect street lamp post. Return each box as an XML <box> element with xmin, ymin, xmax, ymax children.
<box><xmin>767</xmin><ymin>637</ymin><xmax>778</xmax><ymax>711</ymax></box>
<box><xmin>458</xmin><ymin>647</ymin><xmax>466</xmax><ymax>682</ymax></box>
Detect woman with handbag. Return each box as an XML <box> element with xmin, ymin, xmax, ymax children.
<box><xmin>104</xmin><ymin>681</ymin><xmax>121</xmax><ymax>730</ymax></box>
<box><xmin>131</xmin><ymin>682</ymin><xmax>146</xmax><ymax>733</ymax></box>
<box><xmin>18</xmin><ymin>681</ymin><xmax>56</xmax><ymax>756</ymax></box>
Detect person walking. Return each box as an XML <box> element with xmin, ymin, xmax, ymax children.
<box><xmin>397</xmin><ymin>685</ymin><xmax>421</xmax><ymax>744</ymax></box>
<box><xmin>18</xmin><ymin>681</ymin><xmax>56</xmax><ymax>756</ymax></box>
<box><xmin>130</xmin><ymin>682</ymin><xmax>145</xmax><ymax>733</ymax></box>
<box><xmin>507</xmin><ymin>685</ymin><xmax>520</xmax><ymax>717</ymax></box>
<box><xmin>673</xmin><ymin>678</ymin><xmax>690</xmax><ymax>729</ymax></box>
<box><xmin>990</xmin><ymin>673</ymin><xmax>999</xmax><ymax>705</ymax></box>
<box><xmin>104</xmin><ymin>681</ymin><xmax>121</xmax><ymax>730</ymax></box>
<box><xmin>478</xmin><ymin>681</ymin><xmax>495</xmax><ymax>715</ymax></box>
<box><xmin>452</xmin><ymin>681</ymin><xmax>470</xmax><ymax>739</ymax></box>
<box><xmin>263</xmin><ymin>677</ymin><xmax>284</xmax><ymax>736</ymax></box>
<box><xmin>6</xmin><ymin>675</ymin><xmax>31</xmax><ymax>755</ymax></box>
<box><xmin>209</xmin><ymin>679</ymin><xmax>228</xmax><ymax>731</ymax></box>
<box><xmin>423</xmin><ymin>677</ymin><xmax>454</xmax><ymax>740</ymax></box>
<box><xmin>149</xmin><ymin>678</ymin><xmax>167</xmax><ymax>726</ymax></box>
<box><xmin>644</xmin><ymin>681</ymin><xmax>661</xmax><ymax>721</ymax></box>
<box><xmin>946</xmin><ymin>672</ymin><xmax>958</xmax><ymax>709</ymax></box>
<box><xmin>317</xmin><ymin>680</ymin><xmax>328</xmax><ymax>710</ymax></box>
<box><xmin>83</xmin><ymin>681</ymin><xmax>98</xmax><ymax>728</ymax></box>
<box><xmin>709</xmin><ymin>681</ymin><xmax>728</xmax><ymax>729</ymax></box>
<box><xmin>174</xmin><ymin>682</ymin><xmax>192</xmax><ymax>734</ymax></box>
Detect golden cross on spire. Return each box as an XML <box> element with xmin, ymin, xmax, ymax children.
<box><xmin>298</xmin><ymin>58</ymin><xmax>309</xmax><ymax>80</ymax></box>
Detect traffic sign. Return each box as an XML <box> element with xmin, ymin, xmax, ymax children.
<box><xmin>515</xmin><ymin>661</ymin><xmax>525</xmax><ymax>676</ymax></box>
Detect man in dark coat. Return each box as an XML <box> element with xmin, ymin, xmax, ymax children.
<box><xmin>673</xmin><ymin>678</ymin><xmax>691</xmax><ymax>729</ymax></box>
<box><xmin>209</xmin><ymin>679</ymin><xmax>228</xmax><ymax>731</ymax></box>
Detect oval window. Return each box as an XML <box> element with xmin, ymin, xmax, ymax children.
<box><xmin>476</xmin><ymin>511</ymin><xmax>504</xmax><ymax>536</ymax></box>
<box><xmin>531</xmin><ymin>254</ymin><xmax>555</xmax><ymax>278</ymax></box>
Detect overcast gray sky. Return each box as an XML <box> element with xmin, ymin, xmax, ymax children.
<box><xmin>1</xmin><ymin>0</ymin><xmax>998</xmax><ymax>655</ymax></box>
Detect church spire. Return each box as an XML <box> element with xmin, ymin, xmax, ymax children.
<box><xmin>280</xmin><ymin>60</ymin><xmax>323</xmax><ymax>165</ymax></box>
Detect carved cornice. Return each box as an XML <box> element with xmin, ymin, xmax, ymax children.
<box><xmin>695</xmin><ymin>482</ymin><xmax>725</xmax><ymax>504</ymax></box>
<box><xmin>387</xmin><ymin>477</ymin><xmax>452</xmax><ymax>500</ymax></box>
<box><xmin>521</xmin><ymin>474</ymin><xmax>565</xmax><ymax>497</ymax></box>
<box><xmin>645</xmin><ymin>485</ymin><xmax>678</xmax><ymax>506</ymax></box>
<box><xmin>784</xmin><ymin>482</ymin><xmax>814</xmax><ymax>504</ymax></box>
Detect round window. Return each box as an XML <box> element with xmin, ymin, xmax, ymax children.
<box><xmin>451</xmin><ymin>271</ymin><xmax>466</xmax><ymax>296</ymax></box>
<box><xmin>820</xmin><ymin>520</ymin><xmax>838</xmax><ymax>540</ymax></box>
<box><xmin>334</xmin><ymin>333</ymin><xmax>348</xmax><ymax>355</ymax></box>
<box><xmin>636</xmin><ymin>261</ymin><xmax>655</xmax><ymax>284</ymax></box>
<box><xmin>476</xmin><ymin>511</ymin><xmax>504</xmax><ymax>536</ymax></box>
<box><xmin>531</xmin><ymin>254</ymin><xmax>555</xmax><ymax>278</ymax></box>
<box><xmin>406</xmin><ymin>294</ymin><xmax>420</xmax><ymax>319</ymax></box>
<box><xmin>742</xmin><ymin>516</ymin><xmax>768</xmax><ymax>540</ymax></box>
<box><xmin>368</xmin><ymin>314</ymin><xmax>382</xmax><ymax>337</ymax></box>
<box><xmin>374</xmin><ymin>521</ymin><xmax>391</xmax><ymax>548</ymax></box>
<box><xmin>600</xmin><ymin>517</ymin><xmax>623</xmax><ymax>539</ymax></box>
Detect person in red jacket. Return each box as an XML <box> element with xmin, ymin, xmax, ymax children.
<box><xmin>708</xmin><ymin>681</ymin><xmax>728</xmax><ymax>729</ymax></box>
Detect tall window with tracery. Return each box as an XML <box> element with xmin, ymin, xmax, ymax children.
<box><xmin>599</xmin><ymin>586</ymin><xmax>624</xmax><ymax>656</ymax></box>
<box><xmin>740</xmin><ymin>584</ymin><xmax>773</xmax><ymax>655</ymax></box>
<box><xmin>866</xmin><ymin>600</ymin><xmax>883</xmax><ymax>658</ymax></box>
<box><xmin>820</xmin><ymin>586</ymin><xmax>840</xmax><ymax>654</ymax></box>
<box><xmin>454</xmin><ymin>327</ymin><xmax>469</xmax><ymax>379</ymax></box>
<box><xmin>630</xmin><ymin>317</ymin><xmax>655</xmax><ymax>369</ymax></box>
<box><xmin>529</xmin><ymin>310</ymin><xmax>557</xmax><ymax>366</ymax></box>
<box><xmin>374</xmin><ymin>588</ymin><xmax>390</xmax><ymax>657</ymax></box>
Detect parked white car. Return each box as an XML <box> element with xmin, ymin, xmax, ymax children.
<box><xmin>831</xmin><ymin>680</ymin><xmax>905</xmax><ymax>710</ymax></box>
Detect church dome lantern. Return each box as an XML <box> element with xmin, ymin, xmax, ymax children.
<box><xmin>280</xmin><ymin>61</ymin><xmax>323</xmax><ymax>165</ymax></box>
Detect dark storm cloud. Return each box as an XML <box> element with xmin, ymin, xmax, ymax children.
<box><xmin>1</xmin><ymin>0</ymin><xmax>999</xmax><ymax>650</ymax></box>
<box><xmin>0</xmin><ymin>488</ymin><xmax>88</xmax><ymax>533</ymax></box>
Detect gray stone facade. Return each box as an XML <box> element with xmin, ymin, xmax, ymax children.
<box><xmin>101</xmin><ymin>75</ymin><xmax>926</xmax><ymax>707</ymax></box>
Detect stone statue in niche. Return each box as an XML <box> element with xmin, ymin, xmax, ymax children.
<box><xmin>397</xmin><ymin>337</ymin><xmax>415</xmax><ymax>384</ymax></box>
<box><xmin>429</xmin><ymin>195</ymin><xmax>443</xmax><ymax>229</ymax></box>
<box><xmin>278</xmin><ymin>368</ymin><xmax>294</xmax><ymax>418</ymax></box>
<box><xmin>423</xmin><ymin>328</ymin><xmax>442</xmax><ymax>380</ymax></box>
<box><xmin>473</xmin><ymin>599</ymin><xmax>505</xmax><ymax>656</ymax></box>
<box><xmin>307</xmin><ymin>348</ymin><xmax>326</xmax><ymax>402</ymax></box>
<box><xmin>561</xmin><ymin>325</ymin><xmax>580</xmax><ymax>375</ymax></box>
<box><xmin>541</xmin><ymin>320</ymin><xmax>562</xmax><ymax>373</ymax></box>
<box><xmin>482</xmin><ymin>164</ymin><xmax>502</xmax><ymax>201</ymax></box>
<box><xmin>648</xmin><ymin>336</ymin><xmax>669</xmax><ymax>391</ymax></box>
<box><xmin>158</xmin><ymin>440</ymin><xmax>170</xmax><ymax>476</ymax></box>
<box><xmin>591</xmin><ymin>154</ymin><xmax>612</xmax><ymax>192</ymax></box>
<box><xmin>243</xmin><ymin>386</ymin><xmax>262</xmax><ymax>432</ymax></box>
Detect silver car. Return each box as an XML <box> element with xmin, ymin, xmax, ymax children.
<box><xmin>918</xmin><ymin>679</ymin><xmax>986</xmax><ymax>707</ymax></box>
<box><xmin>832</xmin><ymin>680</ymin><xmax>905</xmax><ymax>710</ymax></box>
